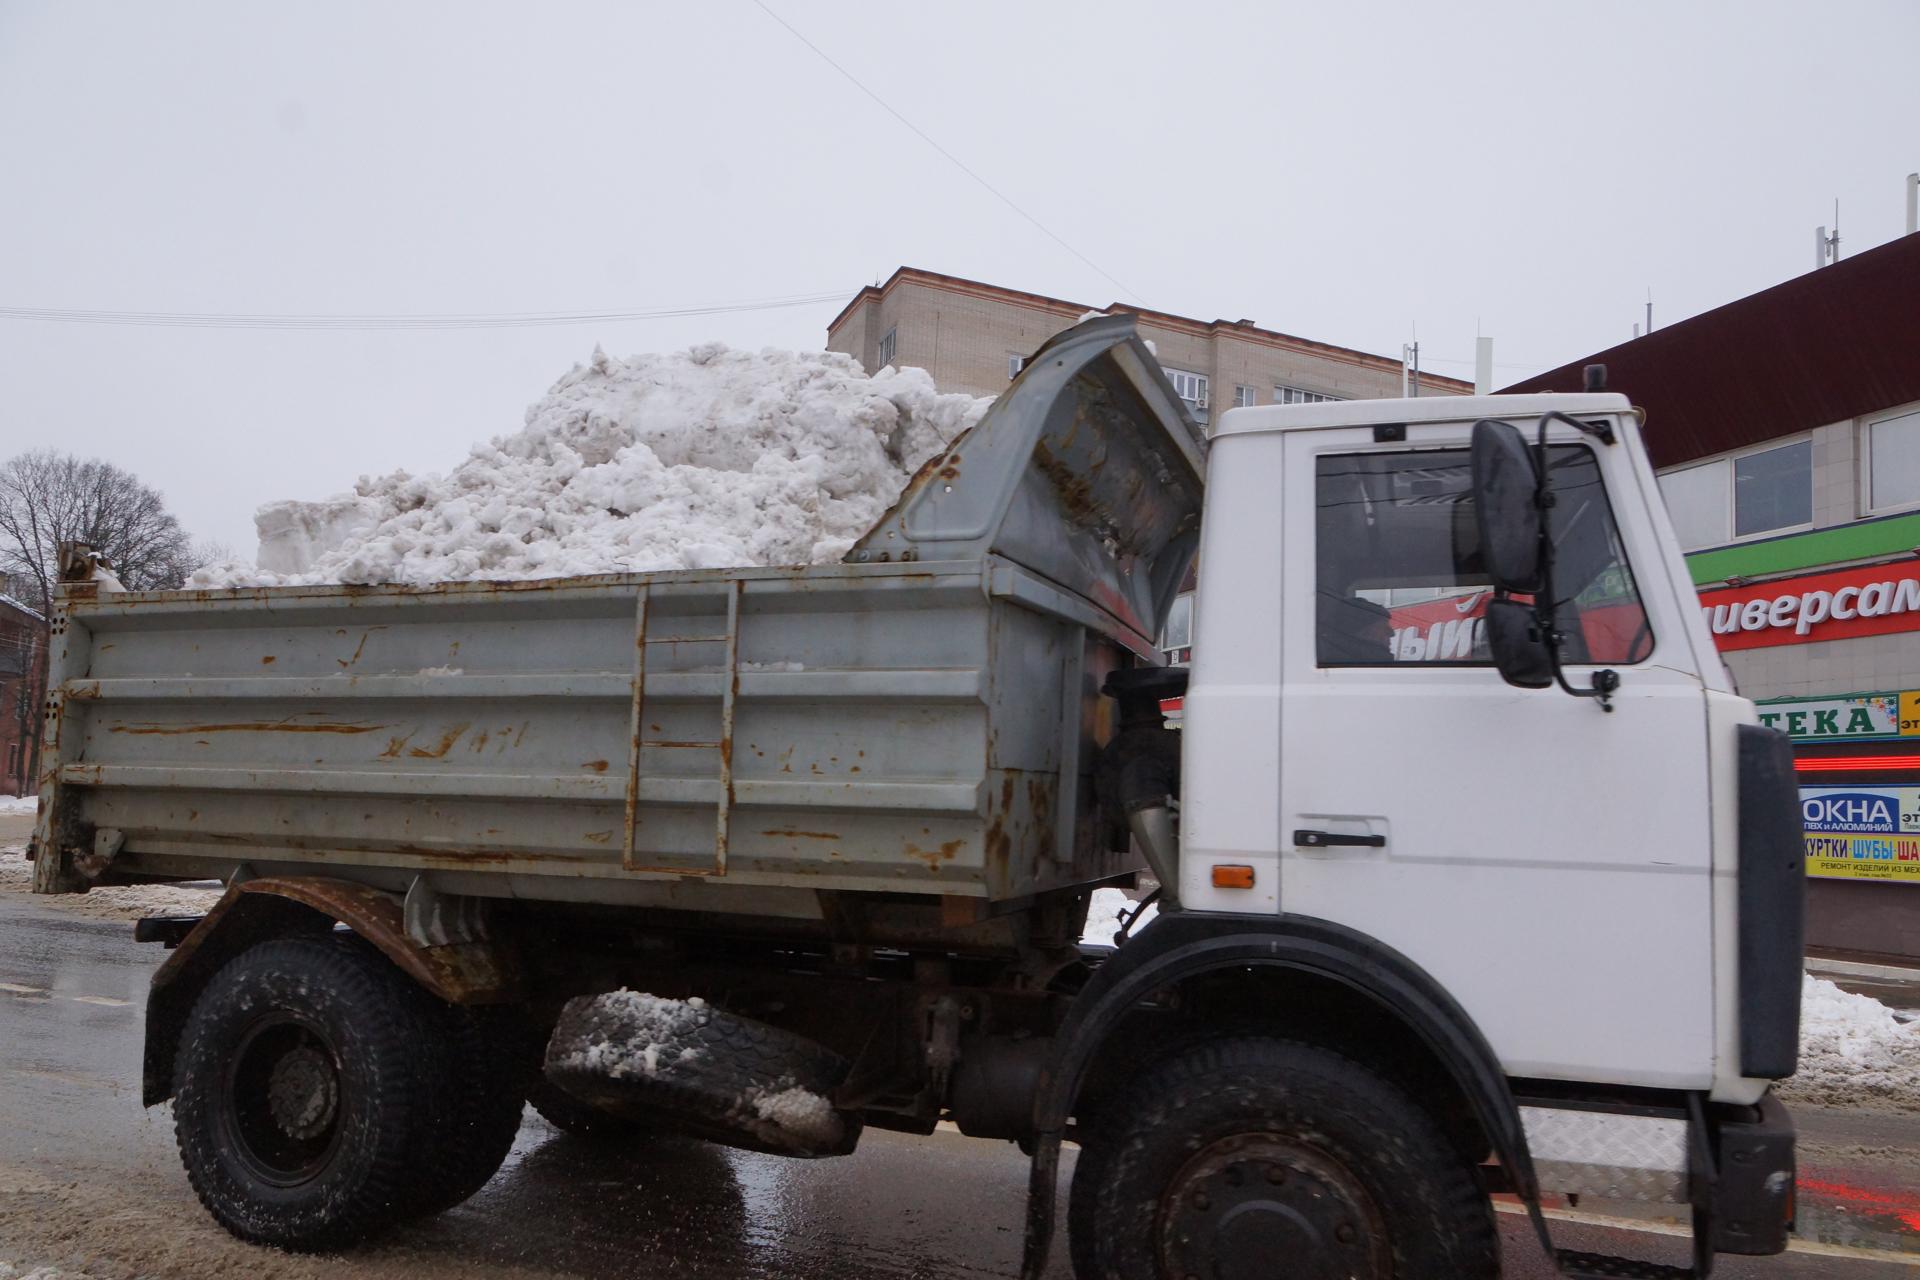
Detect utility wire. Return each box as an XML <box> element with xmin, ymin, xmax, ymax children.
<box><xmin>0</xmin><ymin>290</ymin><xmax>849</xmax><ymax>332</ymax></box>
<box><xmin>748</xmin><ymin>0</ymin><xmax>1138</xmax><ymax>302</ymax></box>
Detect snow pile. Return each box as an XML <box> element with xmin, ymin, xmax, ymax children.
<box><xmin>193</xmin><ymin>344</ymin><xmax>991</xmax><ymax>587</ymax></box>
<box><xmin>1081</xmin><ymin>886</ymin><xmax>1158</xmax><ymax>946</ymax></box>
<box><xmin>0</xmin><ymin>796</ymin><xmax>36</xmax><ymax>815</ymax></box>
<box><xmin>1782</xmin><ymin>975</ymin><xmax>1920</xmax><ymax>1112</ymax></box>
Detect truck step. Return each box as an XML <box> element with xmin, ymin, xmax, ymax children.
<box><xmin>1555</xmin><ymin>1249</ymin><xmax>1697</xmax><ymax>1279</ymax></box>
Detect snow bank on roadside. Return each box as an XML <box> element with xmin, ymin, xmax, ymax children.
<box><xmin>0</xmin><ymin>796</ymin><xmax>36</xmax><ymax>816</ymax></box>
<box><xmin>193</xmin><ymin>345</ymin><xmax>991</xmax><ymax>587</ymax></box>
<box><xmin>1782</xmin><ymin>975</ymin><xmax>1920</xmax><ymax>1112</ymax></box>
<box><xmin>0</xmin><ymin>848</ymin><xmax>221</xmax><ymax>919</ymax></box>
<box><xmin>1081</xmin><ymin>886</ymin><xmax>1157</xmax><ymax>946</ymax></box>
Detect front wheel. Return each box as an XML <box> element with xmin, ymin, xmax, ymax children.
<box><xmin>1067</xmin><ymin>1036</ymin><xmax>1497</xmax><ymax>1280</ymax></box>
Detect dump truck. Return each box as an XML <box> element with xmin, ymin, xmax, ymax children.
<box><xmin>28</xmin><ymin>316</ymin><xmax>1802</xmax><ymax>1279</ymax></box>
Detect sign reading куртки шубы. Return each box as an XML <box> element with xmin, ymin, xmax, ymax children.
<box><xmin>1799</xmin><ymin>785</ymin><xmax>1920</xmax><ymax>883</ymax></box>
<box><xmin>1757</xmin><ymin>691</ymin><xmax>1920</xmax><ymax>742</ymax></box>
<box><xmin>1694</xmin><ymin>562</ymin><xmax>1920</xmax><ymax>651</ymax></box>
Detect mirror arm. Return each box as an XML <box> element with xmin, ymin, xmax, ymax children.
<box><xmin>1529</xmin><ymin>417</ymin><xmax>1620</xmax><ymax>712</ymax></box>
<box><xmin>1537</xmin><ymin>408</ymin><xmax>1615</xmax><ymax>446</ymax></box>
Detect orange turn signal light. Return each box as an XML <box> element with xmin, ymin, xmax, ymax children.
<box><xmin>1211</xmin><ymin>864</ymin><xmax>1255</xmax><ymax>890</ymax></box>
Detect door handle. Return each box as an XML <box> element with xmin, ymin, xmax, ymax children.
<box><xmin>1294</xmin><ymin>829</ymin><xmax>1386</xmax><ymax>849</ymax></box>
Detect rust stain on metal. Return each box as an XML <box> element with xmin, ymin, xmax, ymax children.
<box><xmin>583</xmin><ymin>830</ymin><xmax>614</xmax><ymax>844</ymax></box>
<box><xmin>334</xmin><ymin>626</ymin><xmax>385</xmax><ymax>669</ymax></box>
<box><xmin>470</xmin><ymin>730</ymin><xmax>490</xmax><ymax>752</ymax></box>
<box><xmin>260</xmin><ymin>655</ymin><xmax>276</xmax><ymax>665</ymax></box>
<box><xmin>764</xmin><ymin>828</ymin><xmax>840</xmax><ymax>840</ymax></box>
<box><xmin>378</xmin><ymin>733</ymin><xmax>415</xmax><ymax>759</ymax></box>
<box><xmin>581</xmin><ymin>760</ymin><xmax>610</xmax><ymax>773</ymax></box>
<box><xmin>113</xmin><ymin>719</ymin><xmax>391</xmax><ymax>736</ymax></box>
<box><xmin>408</xmin><ymin>723</ymin><xmax>472</xmax><ymax>759</ymax></box>
<box><xmin>904</xmin><ymin>839</ymin><xmax>964</xmax><ymax>872</ymax></box>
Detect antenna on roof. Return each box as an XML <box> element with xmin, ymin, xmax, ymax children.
<box><xmin>1815</xmin><ymin>200</ymin><xmax>1840</xmax><ymax>268</ymax></box>
<box><xmin>1907</xmin><ymin>173</ymin><xmax>1918</xmax><ymax>236</ymax></box>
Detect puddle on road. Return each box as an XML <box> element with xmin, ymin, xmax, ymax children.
<box><xmin>1795</xmin><ymin>1170</ymin><xmax>1920</xmax><ymax>1254</ymax></box>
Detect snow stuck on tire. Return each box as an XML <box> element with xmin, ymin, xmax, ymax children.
<box><xmin>193</xmin><ymin>344</ymin><xmax>991</xmax><ymax>587</ymax></box>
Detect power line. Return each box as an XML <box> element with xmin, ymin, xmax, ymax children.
<box><xmin>0</xmin><ymin>290</ymin><xmax>850</xmax><ymax>332</ymax></box>
<box><xmin>748</xmin><ymin>0</ymin><xmax>1138</xmax><ymax>302</ymax></box>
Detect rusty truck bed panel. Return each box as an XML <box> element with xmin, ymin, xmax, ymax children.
<box><xmin>30</xmin><ymin>316</ymin><xmax>1205</xmax><ymax>918</ymax></box>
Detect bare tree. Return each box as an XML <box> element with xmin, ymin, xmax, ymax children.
<box><xmin>0</xmin><ymin>450</ymin><xmax>203</xmax><ymax>617</ymax></box>
<box><xmin>0</xmin><ymin>451</ymin><xmax>210</xmax><ymax>795</ymax></box>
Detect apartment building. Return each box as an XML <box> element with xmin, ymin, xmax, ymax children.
<box><xmin>1505</xmin><ymin>230</ymin><xmax>1920</xmax><ymax>959</ymax></box>
<box><xmin>827</xmin><ymin>267</ymin><xmax>1469</xmax><ymax>429</ymax></box>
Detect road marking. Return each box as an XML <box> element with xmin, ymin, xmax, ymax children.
<box><xmin>67</xmin><ymin>995</ymin><xmax>129</xmax><ymax>1007</ymax></box>
<box><xmin>1494</xmin><ymin>1201</ymin><xmax>1920</xmax><ymax>1264</ymax></box>
<box><xmin>0</xmin><ymin>982</ymin><xmax>45</xmax><ymax>995</ymax></box>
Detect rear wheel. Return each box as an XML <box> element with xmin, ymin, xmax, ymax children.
<box><xmin>1068</xmin><ymin>1036</ymin><xmax>1497</xmax><ymax>1280</ymax></box>
<box><xmin>404</xmin><ymin>1003</ymin><xmax>535</xmax><ymax>1214</ymax></box>
<box><xmin>172</xmin><ymin>936</ymin><xmax>438</xmax><ymax>1250</ymax></box>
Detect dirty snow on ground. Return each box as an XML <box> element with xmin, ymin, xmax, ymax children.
<box><xmin>0</xmin><ymin>796</ymin><xmax>35</xmax><ymax>816</ymax></box>
<box><xmin>0</xmin><ymin>1261</ymin><xmax>64</xmax><ymax>1280</ymax></box>
<box><xmin>192</xmin><ymin>345</ymin><xmax>991</xmax><ymax>588</ymax></box>
<box><xmin>0</xmin><ymin>847</ymin><xmax>221</xmax><ymax>920</ymax></box>
<box><xmin>1780</xmin><ymin>975</ymin><xmax>1920</xmax><ymax>1112</ymax></box>
<box><xmin>1080</xmin><ymin>885</ymin><xmax>1158</xmax><ymax>946</ymax></box>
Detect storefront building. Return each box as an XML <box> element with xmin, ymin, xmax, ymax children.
<box><xmin>1505</xmin><ymin>230</ymin><xmax>1920</xmax><ymax>958</ymax></box>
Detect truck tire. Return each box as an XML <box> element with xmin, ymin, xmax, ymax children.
<box><xmin>545</xmin><ymin>992</ymin><xmax>859</xmax><ymax>1157</ymax></box>
<box><xmin>527</xmin><ymin>1078</ymin><xmax>657</xmax><ymax>1142</ymax></box>
<box><xmin>171</xmin><ymin>936</ymin><xmax>442</xmax><ymax>1250</ymax></box>
<box><xmin>404</xmin><ymin>1003</ymin><xmax>534</xmax><ymax>1214</ymax></box>
<box><xmin>1067</xmin><ymin>1036</ymin><xmax>1497</xmax><ymax>1280</ymax></box>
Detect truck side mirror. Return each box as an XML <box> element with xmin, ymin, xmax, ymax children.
<box><xmin>1484</xmin><ymin>598</ymin><xmax>1554</xmax><ymax>689</ymax></box>
<box><xmin>1469</xmin><ymin>420</ymin><xmax>1543</xmax><ymax>593</ymax></box>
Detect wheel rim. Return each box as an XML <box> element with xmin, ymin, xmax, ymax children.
<box><xmin>1155</xmin><ymin>1132</ymin><xmax>1391</xmax><ymax>1280</ymax></box>
<box><xmin>219</xmin><ymin>1013</ymin><xmax>345</xmax><ymax>1188</ymax></box>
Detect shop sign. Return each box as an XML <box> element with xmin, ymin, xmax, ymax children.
<box><xmin>1696</xmin><ymin>563</ymin><xmax>1920</xmax><ymax>652</ymax></box>
<box><xmin>1757</xmin><ymin>691</ymin><xmax>1920</xmax><ymax>743</ymax></box>
<box><xmin>1801</xmin><ymin>784</ymin><xmax>1920</xmax><ymax>883</ymax></box>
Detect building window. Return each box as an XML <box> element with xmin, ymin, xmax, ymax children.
<box><xmin>1232</xmin><ymin>385</ymin><xmax>1256</xmax><ymax>408</ymax></box>
<box><xmin>878</xmin><ymin>326</ymin><xmax>897</xmax><ymax>368</ymax></box>
<box><xmin>1008</xmin><ymin>355</ymin><xmax>1025</xmax><ymax>380</ymax></box>
<box><xmin>1160</xmin><ymin>591</ymin><xmax>1194</xmax><ymax>656</ymax></box>
<box><xmin>1734</xmin><ymin>439</ymin><xmax>1812</xmax><ymax>536</ymax></box>
<box><xmin>1165</xmin><ymin>369</ymin><xmax>1209</xmax><ymax>411</ymax></box>
<box><xmin>1656</xmin><ymin>437</ymin><xmax>1812</xmax><ymax>551</ymax></box>
<box><xmin>1867</xmin><ymin>405</ymin><xmax>1920</xmax><ymax>513</ymax></box>
<box><xmin>1275</xmin><ymin>385</ymin><xmax>1342</xmax><ymax>405</ymax></box>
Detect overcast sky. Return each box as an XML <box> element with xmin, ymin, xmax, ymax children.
<box><xmin>1</xmin><ymin>0</ymin><xmax>1915</xmax><ymax>554</ymax></box>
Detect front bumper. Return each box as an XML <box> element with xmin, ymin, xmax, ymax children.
<box><xmin>1709</xmin><ymin>1091</ymin><xmax>1795</xmax><ymax>1256</ymax></box>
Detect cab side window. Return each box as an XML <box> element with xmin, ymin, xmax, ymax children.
<box><xmin>1314</xmin><ymin>447</ymin><xmax>1652</xmax><ymax>667</ymax></box>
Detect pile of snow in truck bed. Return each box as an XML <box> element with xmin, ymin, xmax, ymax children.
<box><xmin>192</xmin><ymin>344</ymin><xmax>991</xmax><ymax>587</ymax></box>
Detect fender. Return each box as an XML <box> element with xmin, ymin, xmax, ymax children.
<box><xmin>141</xmin><ymin>876</ymin><xmax>520</xmax><ymax>1105</ymax></box>
<box><xmin>1018</xmin><ymin>910</ymin><xmax>1545</xmax><ymax>1279</ymax></box>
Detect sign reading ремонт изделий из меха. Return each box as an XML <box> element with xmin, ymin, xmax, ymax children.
<box><xmin>1758</xmin><ymin>691</ymin><xmax>1920</xmax><ymax>742</ymax></box>
<box><xmin>1801</xmin><ymin>785</ymin><xmax>1920</xmax><ymax>883</ymax></box>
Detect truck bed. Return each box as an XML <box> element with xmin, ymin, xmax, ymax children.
<box><xmin>30</xmin><ymin>317</ymin><xmax>1206</xmax><ymax>936</ymax></box>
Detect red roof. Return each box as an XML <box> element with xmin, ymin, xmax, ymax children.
<box><xmin>1500</xmin><ymin>233</ymin><xmax>1920</xmax><ymax>469</ymax></box>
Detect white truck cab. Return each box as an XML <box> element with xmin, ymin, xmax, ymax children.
<box><xmin>1105</xmin><ymin>388</ymin><xmax>1802</xmax><ymax>1277</ymax></box>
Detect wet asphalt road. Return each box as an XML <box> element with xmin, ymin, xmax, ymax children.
<box><xmin>0</xmin><ymin>879</ymin><xmax>1916</xmax><ymax>1278</ymax></box>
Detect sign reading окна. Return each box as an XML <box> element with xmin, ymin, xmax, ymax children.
<box><xmin>1696</xmin><ymin>563</ymin><xmax>1920</xmax><ymax>651</ymax></box>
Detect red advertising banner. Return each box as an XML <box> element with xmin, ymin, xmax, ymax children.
<box><xmin>1695</xmin><ymin>563</ymin><xmax>1920</xmax><ymax>652</ymax></box>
